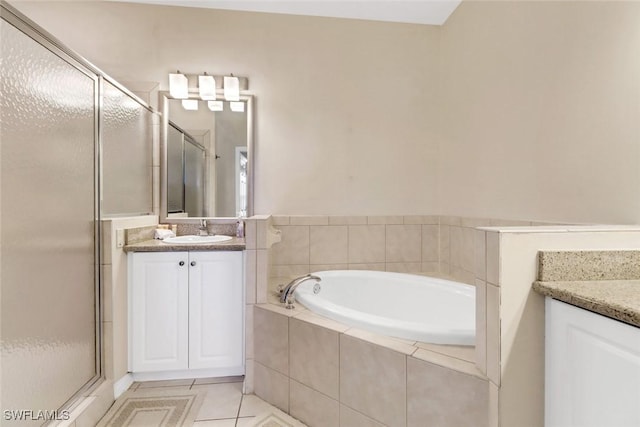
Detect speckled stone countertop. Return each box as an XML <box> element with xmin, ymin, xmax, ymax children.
<box><xmin>533</xmin><ymin>280</ymin><xmax>640</xmax><ymax>327</ymax></box>
<box><xmin>535</xmin><ymin>250</ymin><xmax>640</xmax><ymax>327</ymax></box>
<box><xmin>124</xmin><ymin>237</ymin><xmax>245</xmax><ymax>252</ymax></box>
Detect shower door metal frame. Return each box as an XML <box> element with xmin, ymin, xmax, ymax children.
<box><xmin>0</xmin><ymin>0</ymin><xmax>104</xmax><ymax>413</ymax></box>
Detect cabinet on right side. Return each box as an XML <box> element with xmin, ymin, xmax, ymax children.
<box><xmin>545</xmin><ymin>298</ymin><xmax>640</xmax><ymax>427</ymax></box>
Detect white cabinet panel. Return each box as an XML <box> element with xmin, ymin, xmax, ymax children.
<box><xmin>129</xmin><ymin>252</ymin><xmax>189</xmax><ymax>372</ymax></box>
<box><xmin>129</xmin><ymin>250</ymin><xmax>244</xmax><ymax>377</ymax></box>
<box><xmin>189</xmin><ymin>251</ymin><xmax>244</xmax><ymax>372</ymax></box>
<box><xmin>545</xmin><ymin>298</ymin><xmax>640</xmax><ymax>427</ymax></box>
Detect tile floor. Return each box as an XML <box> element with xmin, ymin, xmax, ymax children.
<box><xmin>127</xmin><ymin>377</ymin><xmax>293</xmax><ymax>427</ymax></box>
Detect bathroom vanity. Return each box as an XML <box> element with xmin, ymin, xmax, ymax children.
<box><xmin>534</xmin><ymin>279</ymin><xmax>640</xmax><ymax>427</ymax></box>
<box><xmin>126</xmin><ymin>238</ymin><xmax>245</xmax><ymax>380</ymax></box>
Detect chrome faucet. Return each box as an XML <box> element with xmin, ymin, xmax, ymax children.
<box><xmin>198</xmin><ymin>219</ymin><xmax>208</xmax><ymax>236</ymax></box>
<box><xmin>279</xmin><ymin>274</ymin><xmax>321</xmax><ymax>309</ymax></box>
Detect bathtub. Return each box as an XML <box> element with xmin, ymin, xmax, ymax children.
<box><xmin>294</xmin><ymin>270</ymin><xmax>475</xmax><ymax>345</ymax></box>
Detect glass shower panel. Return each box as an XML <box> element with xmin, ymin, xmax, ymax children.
<box><xmin>167</xmin><ymin>124</ymin><xmax>184</xmax><ymax>213</ymax></box>
<box><xmin>0</xmin><ymin>19</ymin><xmax>97</xmax><ymax>424</ymax></box>
<box><xmin>184</xmin><ymin>139</ymin><xmax>205</xmax><ymax>217</ymax></box>
<box><xmin>102</xmin><ymin>80</ymin><xmax>153</xmax><ymax>216</ymax></box>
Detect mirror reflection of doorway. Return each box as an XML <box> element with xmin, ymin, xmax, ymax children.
<box><xmin>236</xmin><ymin>147</ymin><xmax>248</xmax><ymax>218</ymax></box>
<box><xmin>167</xmin><ymin>122</ymin><xmax>206</xmax><ymax>217</ymax></box>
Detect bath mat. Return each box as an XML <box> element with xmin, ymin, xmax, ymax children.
<box><xmin>96</xmin><ymin>387</ymin><xmax>205</xmax><ymax>427</ymax></box>
<box><xmin>250</xmin><ymin>408</ymin><xmax>307</xmax><ymax>427</ymax></box>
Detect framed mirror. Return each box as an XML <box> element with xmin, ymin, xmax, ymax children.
<box><xmin>159</xmin><ymin>91</ymin><xmax>253</xmax><ymax>222</ymax></box>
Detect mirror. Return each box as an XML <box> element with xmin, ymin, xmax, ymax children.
<box><xmin>160</xmin><ymin>91</ymin><xmax>253</xmax><ymax>221</ymax></box>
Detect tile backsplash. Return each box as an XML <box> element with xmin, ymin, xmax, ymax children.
<box><xmin>269</xmin><ymin>215</ymin><xmax>563</xmax><ymax>285</ymax></box>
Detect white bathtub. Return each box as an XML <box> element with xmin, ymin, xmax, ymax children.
<box><xmin>294</xmin><ymin>270</ymin><xmax>475</xmax><ymax>345</ymax></box>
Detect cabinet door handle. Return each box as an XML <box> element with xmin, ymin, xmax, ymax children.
<box><xmin>179</xmin><ymin>261</ymin><xmax>185</xmax><ymax>266</ymax></box>
<box><xmin>190</xmin><ymin>261</ymin><xmax>196</xmax><ymax>267</ymax></box>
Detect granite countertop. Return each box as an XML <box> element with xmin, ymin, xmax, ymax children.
<box><xmin>124</xmin><ymin>237</ymin><xmax>245</xmax><ymax>253</ymax></box>
<box><xmin>533</xmin><ymin>280</ymin><xmax>640</xmax><ymax>328</ymax></box>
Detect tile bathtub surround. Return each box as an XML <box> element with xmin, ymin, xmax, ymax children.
<box><xmin>253</xmin><ymin>304</ymin><xmax>490</xmax><ymax>427</ymax></box>
<box><xmin>537</xmin><ymin>250</ymin><xmax>640</xmax><ymax>281</ymax></box>
<box><xmin>270</xmin><ymin>215</ymin><xmax>445</xmax><ymax>277</ymax></box>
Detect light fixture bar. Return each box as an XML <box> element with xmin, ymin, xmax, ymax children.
<box><xmin>224</xmin><ymin>75</ymin><xmax>240</xmax><ymax>101</ymax></box>
<box><xmin>208</xmin><ymin>100</ymin><xmax>224</xmax><ymax>111</ymax></box>
<box><xmin>198</xmin><ymin>74</ymin><xmax>216</xmax><ymax>100</ymax></box>
<box><xmin>230</xmin><ymin>101</ymin><xmax>245</xmax><ymax>112</ymax></box>
<box><xmin>181</xmin><ymin>99</ymin><xmax>199</xmax><ymax>111</ymax></box>
<box><xmin>169</xmin><ymin>72</ymin><xmax>188</xmax><ymax>99</ymax></box>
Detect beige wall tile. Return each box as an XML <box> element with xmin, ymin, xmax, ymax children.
<box><xmin>386</xmin><ymin>224</ymin><xmax>421</xmax><ymax>263</ymax></box>
<box><xmin>421</xmin><ymin>224</ymin><xmax>439</xmax><ymax>262</ymax></box>
<box><xmin>102</xmin><ymin>221</ymin><xmax>113</xmax><ymax>265</ymax></box>
<box><xmin>440</xmin><ymin>216</ymin><xmax>462</xmax><ymax>226</ymax></box>
<box><xmin>244</xmin><ymin>359</ymin><xmax>254</xmax><ymax>394</ymax></box>
<box><xmin>290</xmin><ymin>215</ymin><xmax>329</xmax><ymax>226</ymax></box>
<box><xmin>340</xmin><ymin>405</ymin><xmax>385</xmax><ymax>427</ymax></box>
<box><xmin>271</xmin><ymin>226</ymin><xmax>310</xmax><ymax>265</ymax></box>
<box><xmin>245</xmin><ymin>305</ymin><xmax>254</xmax><ymax>360</ymax></box>
<box><xmin>271</xmin><ymin>264</ymin><xmax>311</xmax><ymax>279</ymax></box>
<box><xmin>411</xmin><ymin>349</ymin><xmax>482</xmax><ymax>379</ymax></box>
<box><xmin>309</xmin><ymin>263</ymin><xmax>348</xmax><ymax>272</ymax></box>
<box><xmin>367</xmin><ymin>215</ymin><xmax>403</xmax><ymax>225</ymax></box>
<box><xmin>245</xmin><ymin>250</ymin><xmax>257</xmax><ymax>304</ymax></box>
<box><xmin>340</xmin><ymin>335</ymin><xmax>406</xmax><ymax>427</ymax></box>
<box><xmin>439</xmin><ymin>225</ymin><xmax>451</xmax><ymax>264</ymax></box>
<box><xmin>348</xmin><ymin>225</ymin><xmax>385</xmax><ymax>263</ymax></box>
<box><xmin>450</xmin><ymin>266</ymin><xmax>475</xmax><ymax>285</ymax></box>
<box><xmin>404</xmin><ymin>215</ymin><xmax>439</xmax><ymax>225</ymax></box>
<box><xmin>486</xmin><ymin>231</ymin><xmax>500</xmax><ymax>285</ymax></box>
<box><xmin>486</xmin><ymin>283</ymin><xmax>500</xmax><ymax>385</ymax></box>
<box><xmin>461</xmin><ymin>227</ymin><xmax>475</xmax><ymax>271</ymax></box>
<box><xmin>344</xmin><ymin>328</ymin><xmax>417</xmax><ymax>355</ymax></box>
<box><xmin>348</xmin><ymin>263</ymin><xmax>386</xmax><ymax>271</ymax></box>
<box><xmin>289</xmin><ymin>380</ymin><xmax>339</xmax><ymax>427</ymax></box>
<box><xmin>256</xmin><ymin>220</ymin><xmax>266</xmax><ymax>249</ymax></box>
<box><xmin>245</xmin><ymin>220</ymin><xmax>257</xmax><ymax>250</ymax></box>
<box><xmin>271</xmin><ymin>216</ymin><xmax>290</xmax><ymax>226</ymax></box>
<box><xmin>289</xmin><ymin>318</ymin><xmax>340</xmax><ymax>399</ymax></box>
<box><xmin>293</xmin><ymin>311</ymin><xmax>349</xmax><ymax>333</ymax></box>
<box><xmin>475</xmin><ymin>279</ymin><xmax>487</xmax><ymax>375</ymax></box>
<box><xmin>310</xmin><ymin>225</ymin><xmax>348</xmax><ymax>264</ymax></box>
<box><xmin>474</xmin><ymin>230</ymin><xmax>487</xmax><ymax>281</ymax></box>
<box><xmin>101</xmin><ymin>264</ymin><xmax>113</xmax><ymax>323</ymax></box>
<box><xmin>414</xmin><ymin>342</ymin><xmax>475</xmax><ymax>363</ymax></box>
<box><xmin>421</xmin><ymin>262</ymin><xmax>440</xmax><ymax>273</ymax></box>
<box><xmin>256</xmin><ymin>250</ymin><xmax>269</xmax><ymax>303</ymax></box>
<box><xmin>386</xmin><ymin>262</ymin><xmax>422</xmax><ymax>273</ymax></box>
<box><xmin>461</xmin><ymin>217</ymin><xmax>492</xmax><ymax>228</ymax></box>
<box><xmin>253</xmin><ymin>306</ymin><xmax>289</xmax><ymax>375</ymax></box>
<box><xmin>328</xmin><ymin>216</ymin><xmax>367</xmax><ymax>225</ymax></box>
<box><xmin>450</xmin><ymin>226</ymin><xmax>463</xmax><ymax>269</ymax></box>
<box><xmin>440</xmin><ymin>262</ymin><xmax>451</xmax><ymax>276</ymax></box>
<box><xmin>407</xmin><ymin>357</ymin><xmax>489</xmax><ymax>427</ymax></box>
<box><xmin>253</xmin><ymin>361</ymin><xmax>289</xmax><ymax>413</ymax></box>
<box><xmin>102</xmin><ymin>321</ymin><xmax>113</xmax><ymax>380</ymax></box>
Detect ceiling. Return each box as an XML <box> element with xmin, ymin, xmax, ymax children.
<box><xmin>113</xmin><ymin>0</ymin><xmax>462</xmax><ymax>26</ymax></box>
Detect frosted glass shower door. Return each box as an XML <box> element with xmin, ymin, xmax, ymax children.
<box><xmin>0</xmin><ymin>17</ymin><xmax>99</xmax><ymax>424</ymax></box>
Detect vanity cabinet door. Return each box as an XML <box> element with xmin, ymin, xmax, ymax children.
<box><xmin>545</xmin><ymin>298</ymin><xmax>640</xmax><ymax>427</ymax></box>
<box><xmin>129</xmin><ymin>252</ymin><xmax>189</xmax><ymax>372</ymax></box>
<box><xmin>188</xmin><ymin>251</ymin><xmax>244</xmax><ymax>373</ymax></box>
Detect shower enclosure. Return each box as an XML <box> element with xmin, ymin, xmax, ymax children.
<box><xmin>1</xmin><ymin>2</ymin><xmax>153</xmax><ymax>423</ymax></box>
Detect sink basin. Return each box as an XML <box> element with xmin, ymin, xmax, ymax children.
<box><xmin>162</xmin><ymin>235</ymin><xmax>233</xmax><ymax>244</ymax></box>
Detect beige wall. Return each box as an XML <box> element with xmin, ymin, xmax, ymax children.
<box><xmin>11</xmin><ymin>0</ymin><xmax>640</xmax><ymax>224</ymax></box>
<box><xmin>12</xmin><ymin>0</ymin><xmax>441</xmax><ymax>216</ymax></box>
<box><xmin>439</xmin><ymin>1</ymin><xmax>640</xmax><ymax>224</ymax></box>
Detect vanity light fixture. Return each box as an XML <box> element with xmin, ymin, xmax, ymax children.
<box><xmin>224</xmin><ymin>75</ymin><xmax>240</xmax><ymax>101</ymax></box>
<box><xmin>208</xmin><ymin>100</ymin><xmax>223</xmax><ymax>111</ymax></box>
<box><xmin>230</xmin><ymin>101</ymin><xmax>245</xmax><ymax>112</ymax></box>
<box><xmin>181</xmin><ymin>99</ymin><xmax>199</xmax><ymax>111</ymax></box>
<box><xmin>198</xmin><ymin>74</ymin><xmax>216</xmax><ymax>100</ymax></box>
<box><xmin>169</xmin><ymin>71</ymin><xmax>188</xmax><ymax>99</ymax></box>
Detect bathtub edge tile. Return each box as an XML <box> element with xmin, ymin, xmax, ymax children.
<box><xmin>344</xmin><ymin>327</ymin><xmax>417</xmax><ymax>356</ymax></box>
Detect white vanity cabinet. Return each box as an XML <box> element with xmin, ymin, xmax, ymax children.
<box><xmin>545</xmin><ymin>298</ymin><xmax>640</xmax><ymax>427</ymax></box>
<box><xmin>129</xmin><ymin>251</ymin><xmax>244</xmax><ymax>378</ymax></box>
